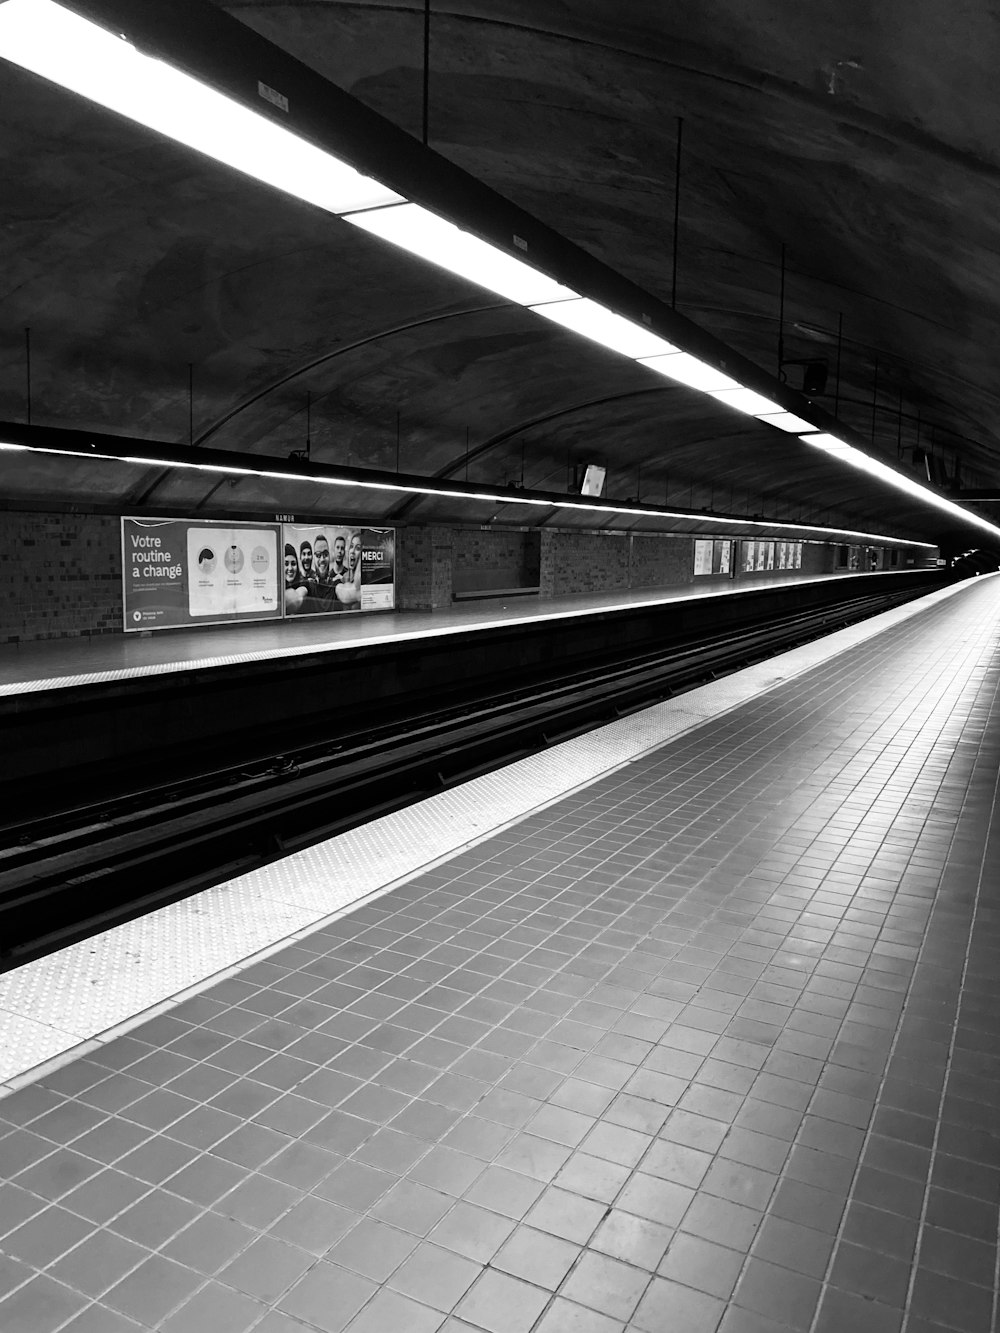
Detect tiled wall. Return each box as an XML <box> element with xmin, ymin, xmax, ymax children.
<box><xmin>1</xmin><ymin>510</ymin><xmax>121</xmax><ymax>643</ymax></box>
<box><xmin>396</xmin><ymin>526</ymin><xmax>454</xmax><ymax>612</ymax></box>
<box><xmin>452</xmin><ymin>529</ymin><xmax>541</xmax><ymax>594</ymax></box>
<box><xmin>0</xmin><ymin>507</ymin><xmax>926</xmax><ymax>641</ymax></box>
<box><xmin>539</xmin><ymin>531</ymin><xmax>632</xmax><ymax>596</ymax></box>
<box><xmin>630</xmin><ymin>534</ymin><xmax>695</xmax><ymax>588</ymax></box>
<box><xmin>804</xmin><ymin>541</ymin><xmax>834</xmax><ymax>575</ymax></box>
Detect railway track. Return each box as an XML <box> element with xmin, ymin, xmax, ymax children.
<box><xmin>0</xmin><ymin>584</ymin><xmax>930</xmax><ymax>968</ymax></box>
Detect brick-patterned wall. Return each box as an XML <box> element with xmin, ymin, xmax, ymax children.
<box><xmin>629</xmin><ymin>535</ymin><xmax>694</xmax><ymax>588</ymax></box>
<box><xmin>395</xmin><ymin>526</ymin><xmax>432</xmax><ymax>611</ymax></box>
<box><xmin>452</xmin><ymin>530</ymin><xmax>540</xmax><ymax>593</ymax></box>
<box><xmin>396</xmin><ymin>526</ymin><xmax>453</xmax><ymax>611</ymax></box>
<box><xmin>0</xmin><ymin>510</ymin><xmax>933</xmax><ymax>641</ymax></box>
<box><xmin>540</xmin><ymin>531</ymin><xmax>630</xmax><ymax>597</ymax></box>
<box><xmin>1</xmin><ymin>510</ymin><xmax>121</xmax><ymax>642</ymax></box>
<box><xmin>431</xmin><ymin>529</ymin><xmax>453</xmax><ymax>607</ymax></box>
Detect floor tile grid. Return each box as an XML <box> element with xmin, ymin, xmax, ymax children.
<box><xmin>891</xmin><ymin>693</ymin><xmax>1000</xmax><ymax>1333</ymax></box>
<box><xmin>541</xmin><ymin>578</ymin><xmax>1000</xmax><ymax>1327</ymax></box>
<box><xmin>0</xmin><ymin>602</ymin><xmax>986</xmax><ymax>1322</ymax></box>
<box><xmin>0</xmin><ymin>585</ymin><xmax>996</xmax><ymax>1332</ymax></box>
<box><xmin>731</xmin><ymin>617</ymin><xmax>1000</xmax><ymax>1333</ymax></box>
<box><xmin>0</xmin><ymin>577</ymin><xmax>976</xmax><ymax>1089</ymax></box>
<box><xmin>317</xmin><ymin>594</ymin><xmax>997</xmax><ymax>1333</ymax></box>
<box><xmin>322</xmin><ymin>594</ymin><xmax>1000</xmax><ymax>1333</ymax></box>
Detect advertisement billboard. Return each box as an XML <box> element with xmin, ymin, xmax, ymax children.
<box><xmin>694</xmin><ymin>539</ymin><xmax>734</xmax><ymax>577</ymax></box>
<box><xmin>281</xmin><ymin>523</ymin><xmax>396</xmax><ymax>617</ymax></box>
<box><xmin>122</xmin><ymin>518</ymin><xmax>281</xmax><ymax>632</ymax></box>
<box><xmin>123</xmin><ymin>516</ymin><xmax>396</xmax><ymax>631</ymax></box>
<box><xmin>360</xmin><ymin>527</ymin><xmax>395</xmax><ymax>611</ymax></box>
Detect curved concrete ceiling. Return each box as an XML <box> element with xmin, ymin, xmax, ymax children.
<box><xmin>1</xmin><ymin>0</ymin><xmax>997</xmax><ymax>547</ymax></box>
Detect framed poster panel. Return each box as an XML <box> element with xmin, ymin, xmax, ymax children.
<box><xmin>122</xmin><ymin>517</ymin><xmax>281</xmax><ymax>632</ymax></box>
<box><xmin>282</xmin><ymin>523</ymin><xmax>396</xmax><ymax>615</ymax></box>
<box><xmin>693</xmin><ymin>538</ymin><xmax>714</xmax><ymax>576</ymax></box>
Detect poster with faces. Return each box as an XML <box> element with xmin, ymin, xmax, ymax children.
<box><xmin>281</xmin><ymin>523</ymin><xmax>395</xmax><ymax>616</ymax></box>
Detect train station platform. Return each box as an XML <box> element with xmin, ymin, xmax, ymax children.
<box><xmin>0</xmin><ymin>569</ymin><xmax>913</xmax><ymax>698</ymax></box>
<box><xmin>0</xmin><ymin>573</ymin><xmax>997</xmax><ymax>1333</ymax></box>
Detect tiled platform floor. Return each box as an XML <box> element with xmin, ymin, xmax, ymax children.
<box><xmin>1</xmin><ymin>579</ymin><xmax>998</xmax><ymax>1332</ymax></box>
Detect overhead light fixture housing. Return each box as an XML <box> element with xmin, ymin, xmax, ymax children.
<box><xmin>709</xmin><ymin>387</ymin><xmax>784</xmax><ymax>415</ymax></box>
<box><xmin>343</xmin><ymin>202</ymin><xmax>577</xmax><ymax>305</ymax></box>
<box><xmin>799</xmin><ymin>433</ymin><xmax>1000</xmax><ymax>537</ymax></box>
<box><xmin>529</xmin><ymin>298</ymin><xmax>680</xmax><ymax>359</ymax></box>
<box><xmin>0</xmin><ymin>0</ymin><xmax>401</xmax><ymax>214</ymax></box>
<box><xmin>756</xmin><ymin>411</ymin><xmax>819</xmax><ymax>433</ymax></box>
<box><xmin>637</xmin><ymin>353</ymin><xmax>741</xmax><ymax>393</ymax></box>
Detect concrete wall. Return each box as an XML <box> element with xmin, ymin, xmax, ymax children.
<box><xmin>1</xmin><ymin>510</ymin><xmax>120</xmax><ymax>643</ymax></box>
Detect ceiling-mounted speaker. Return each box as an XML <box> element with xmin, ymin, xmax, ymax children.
<box><xmin>803</xmin><ymin>361</ymin><xmax>828</xmax><ymax>395</ymax></box>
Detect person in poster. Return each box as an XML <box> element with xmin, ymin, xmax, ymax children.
<box><xmin>296</xmin><ymin>532</ymin><xmax>342</xmax><ymax>613</ymax></box>
<box><xmin>280</xmin><ymin>521</ymin><xmax>394</xmax><ymax>616</ymax></box>
<box><xmin>330</xmin><ymin>533</ymin><xmax>350</xmax><ymax>584</ymax></box>
<box><xmin>312</xmin><ymin>534</ymin><xmax>332</xmax><ymax>585</ymax></box>
<box><xmin>333</xmin><ymin>531</ymin><xmax>362</xmax><ymax>609</ymax></box>
<box><xmin>299</xmin><ymin>540</ymin><xmax>317</xmax><ymax>588</ymax></box>
<box><xmin>284</xmin><ymin>543</ymin><xmax>310</xmax><ymax>613</ymax></box>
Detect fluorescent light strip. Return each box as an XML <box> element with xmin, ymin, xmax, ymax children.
<box><xmin>344</xmin><ymin>203</ymin><xmax>577</xmax><ymax>306</ymax></box>
<box><xmin>800</xmin><ymin>434</ymin><xmax>1000</xmax><ymax>538</ymax></box>
<box><xmin>0</xmin><ymin>0</ymin><xmax>401</xmax><ymax>214</ymax></box>
<box><xmin>637</xmin><ymin>353</ymin><xmax>741</xmax><ymax>392</ymax></box>
<box><xmin>755</xmin><ymin>411</ymin><xmax>819</xmax><ymax>433</ymax></box>
<box><xmin>709</xmin><ymin>387</ymin><xmax>783</xmax><ymax>415</ymax></box>
<box><xmin>530</xmin><ymin>298</ymin><xmax>681</xmax><ymax>359</ymax></box>
<box><xmin>0</xmin><ymin>440</ymin><xmax>934</xmax><ymax>545</ymax></box>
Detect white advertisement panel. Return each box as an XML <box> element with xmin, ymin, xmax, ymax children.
<box><xmin>186</xmin><ymin>527</ymin><xmax>279</xmax><ymax>618</ymax></box>
<box><xmin>694</xmin><ymin>539</ymin><xmax>714</xmax><ymax>576</ymax></box>
<box><xmin>122</xmin><ymin>517</ymin><xmax>281</xmax><ymax>632</ymax></box>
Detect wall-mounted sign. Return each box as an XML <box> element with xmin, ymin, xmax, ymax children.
<box><xmin>693</xmin><ymin>538</ymin><xmax>714</xmax><ymax>576</ymax></box>
<box><xmin>694</xmin><ymin>538</ymin><xmax>734</xmax><ymax>577</ymax></box>
<box><xmin>122</xmin><ymin>516</ymin><xmax>396</xmax><ymax>632</ymax></box>
<box><xmin>741</xmin><ymin>539</ymin><xmax>802</xmax><ymax>573</ymax></box>
<box><xmin>281</xmin><ymin>523</ymin><xmax>395</xmax><ymax>617</ymax></box>
<box><xmin>122</xmin><ymin>518</ymin><xmax>281</xmax><ymax>632</ymax></box>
